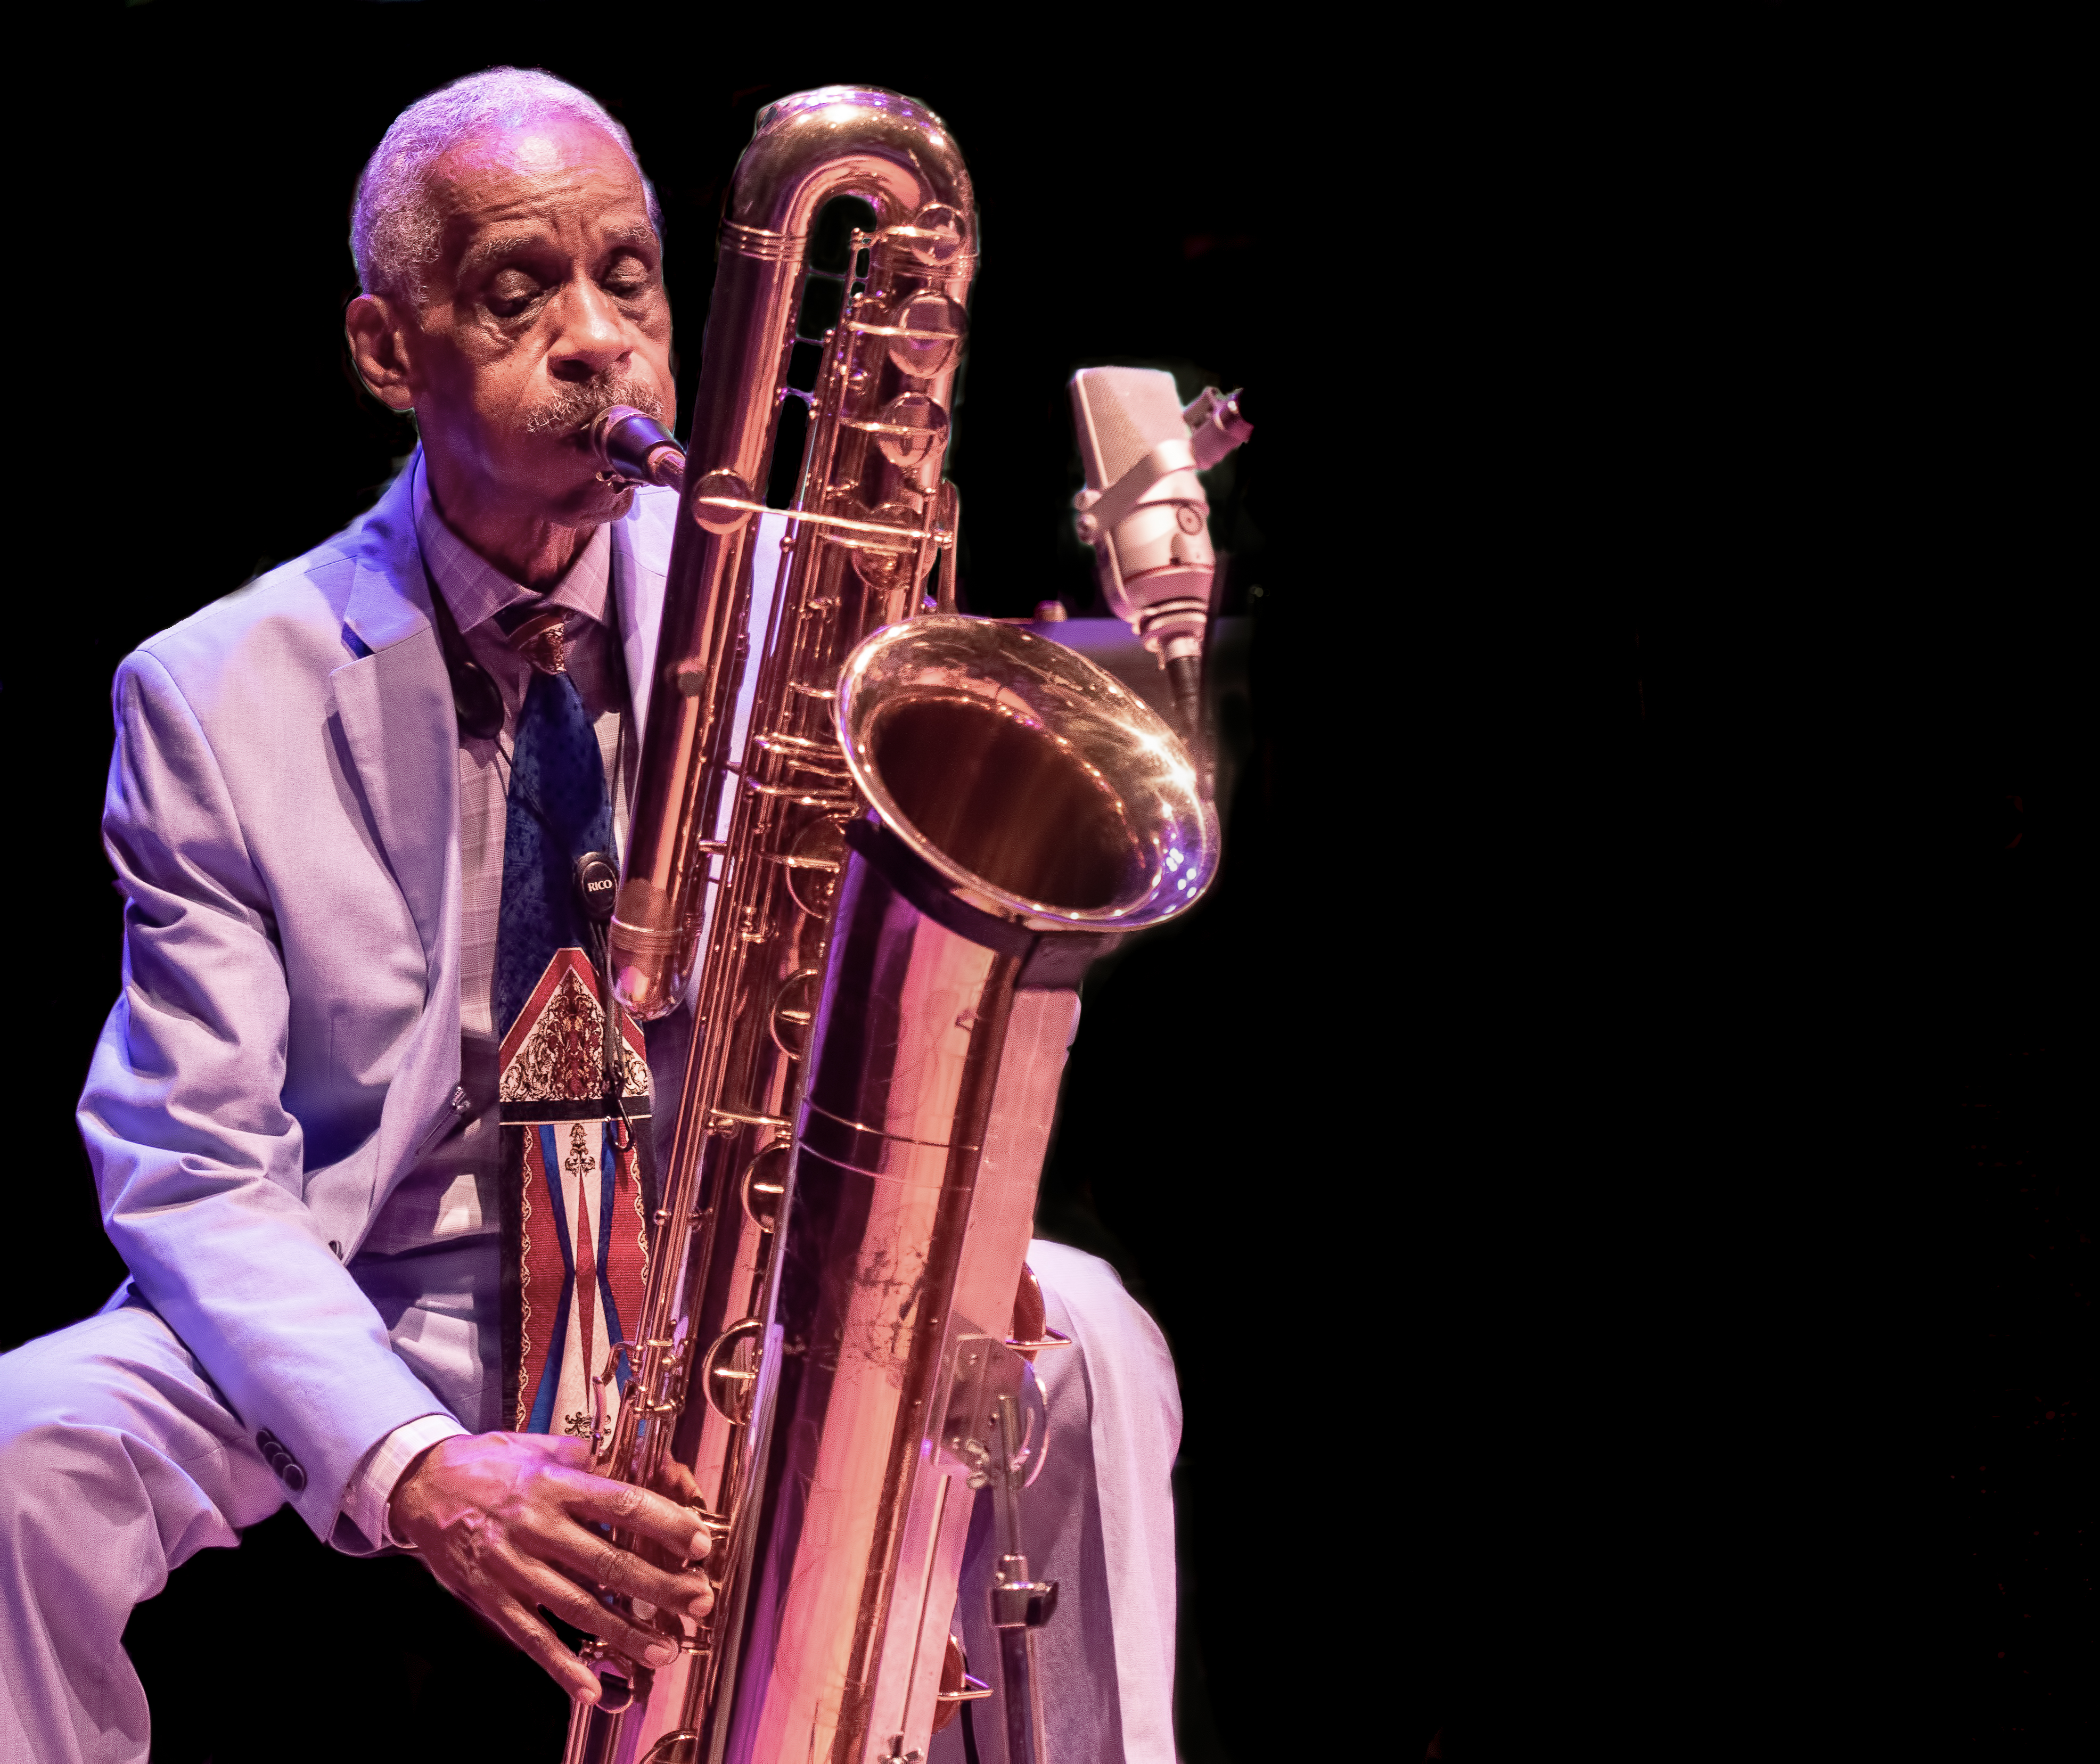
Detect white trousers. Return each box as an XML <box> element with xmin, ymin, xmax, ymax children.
<box><xmin>0</xmin><ymin>1243</ymin><xmax>1180</xmax><ymax>1764</ymax></box>
<box><xmin>0</xmin><ymin>1297</ymin><xmax>283</xmax><ymax>1764</ymax></box>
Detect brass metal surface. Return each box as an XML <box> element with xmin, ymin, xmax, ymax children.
<box><xmin>568</xmin><ymin>85</ymin><xmax>1217</xmax><ymax>1764</ymax></box>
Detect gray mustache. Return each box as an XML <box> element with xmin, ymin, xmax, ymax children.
<box><xmin>523</xmin><ymin>380</ymin><xmax>666</xmax><ymax>437</ymax></box>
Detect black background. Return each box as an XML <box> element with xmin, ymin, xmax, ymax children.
<box><xmin>4</xmin><ymin>6</ymin><xmax>2083</xmax><ymax>1760</ymax></box>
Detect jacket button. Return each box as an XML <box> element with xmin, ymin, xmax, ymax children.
<box><xmin>255</xmin><ymin>1429</ymin><xmax>303</xmax><ymax>1490</ymax></box>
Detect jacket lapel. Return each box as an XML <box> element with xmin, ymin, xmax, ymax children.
<box><xmin>327</xmin><ymin>458</ymin><xmax>464</xmax><ymax>1226</ymax></box>
<box><xmin>331</xmin><ymin>460</ymin><xmax>457</xmax><ymax>973</ymax></box>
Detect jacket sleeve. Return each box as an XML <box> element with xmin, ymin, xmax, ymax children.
<box><xmin>78</xmin><ymin>647</ymin><xmax>452</xmax><ymax>1548</ymax></box>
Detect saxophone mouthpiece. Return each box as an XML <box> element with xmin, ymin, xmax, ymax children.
<box><xmin>591</xmin><ymin>405</ymin><xmax>687</xmax><ymax>493</ymax></box>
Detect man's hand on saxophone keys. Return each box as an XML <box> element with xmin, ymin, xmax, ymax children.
<box><xmin>387</xmin><ymin>1432</ymin><xmax>716</xmax><ymax>1704</ymax></box>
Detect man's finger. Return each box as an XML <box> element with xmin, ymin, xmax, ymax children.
<box><xmin>480</xmin><ymin>1587</ymin><xmax>603</xmax><ymax>1704</ymax></box>
<box><xmin>541</xmin><ymin>1521</ymin><xmax>716</xmax><ymax>1622</ymax></box>
<box><xmin>513</xmin><ymin>1558</ymin><xmax>683</xmax><ymax>1671</ymax></box>
<box><xmin>653</xmin><ymin>1458</ymin><xmax>701</xmax><ymax>1506</ymax></box>
<box><xmin>552</xmin><ymin>1467</ymin><xmax>714</xmax><ymax>1560</ymax></box>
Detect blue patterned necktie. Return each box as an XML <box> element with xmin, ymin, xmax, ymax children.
<box><xmin>493</xmin><ymin>606</ymin><xmax>614</xmax><ymax>1036</ymax></box>
<box><xmin>490</xmin><ymin>601</ymin><xmax>656</xmax><ymax>1439</ymax></box>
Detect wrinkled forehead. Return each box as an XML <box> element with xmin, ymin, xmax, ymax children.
<box><xmin>426</xmin><ymin>116</ymin><xmax>650</xmax><ymax>258</ymax></box>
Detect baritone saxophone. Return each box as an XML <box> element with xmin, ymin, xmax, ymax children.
<box><xmin>567</xmin><ymin>86</ymin><xmax>1220</xmax><ymax>1764</ymax></box>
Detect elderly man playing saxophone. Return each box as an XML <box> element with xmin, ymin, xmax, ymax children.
<box><xmin>0</xmin><ymin>70</ymin><xmax>1180</xmax><ymax>1764</ymax></box>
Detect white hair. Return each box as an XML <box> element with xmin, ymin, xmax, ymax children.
<box><xmin>351</xmin><ymin>67</ymin><xmax>662</xmax><ymax>307</ymax></box>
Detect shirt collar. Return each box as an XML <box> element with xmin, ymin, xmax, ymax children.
<box><xmin>412</xmin><ymin>449</ymin><xmax>612</xmax><ymax>634</ymax></box>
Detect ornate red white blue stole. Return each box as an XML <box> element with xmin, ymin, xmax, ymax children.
<box><xmin>497</xmin><ymin>948</ymin><xmax>657</xmax><ymax>1439</ymax></box>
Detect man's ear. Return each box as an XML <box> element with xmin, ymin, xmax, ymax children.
<box><xmin>345</xmin><ymin>294</ymin><xmax>419</xmax><ymax>412</ymax></box>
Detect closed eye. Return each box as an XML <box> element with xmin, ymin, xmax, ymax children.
<box><xmin>487</xmin><ymin>268</ymin><xmax>546</xmax><ymax>320</ymax></box>
<box><xmin>601</xmin><ymin>252</ymin><xmax>654</xmax><ymax>301</ymax></box>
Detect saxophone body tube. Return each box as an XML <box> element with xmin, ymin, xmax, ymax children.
<box><xmin>701</xmin><ymin>617</ymin><xmax>1216</xmax><ymax>1763</ymax></box>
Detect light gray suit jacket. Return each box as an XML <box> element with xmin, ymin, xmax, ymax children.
<box><xmin>77</xmin><ymin>457</ymin><xmax>681</xmax><ymax>1545</ymax></box>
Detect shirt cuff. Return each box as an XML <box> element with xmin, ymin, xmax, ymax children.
<box><xmin>341</xmin><ymin>1413</ymin><xmax>469</xmax><ymax>1550</ymax></box>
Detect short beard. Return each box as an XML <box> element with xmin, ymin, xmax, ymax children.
<box><xmin>521</xmin><ymin>378</ymin><xmax>666</xmax><ymax>438</ymax></box>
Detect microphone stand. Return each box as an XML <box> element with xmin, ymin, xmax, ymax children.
<box><xmin>987</xmin><ymin>1393</ymin><xmax>1058</xmax><ymax>1764</ymax></box>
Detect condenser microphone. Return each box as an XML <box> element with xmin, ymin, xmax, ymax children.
<box><xmin>1069</xmin><ymin>368</ymin><xmax>1252</xmax><ymax>750</ymax></box>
